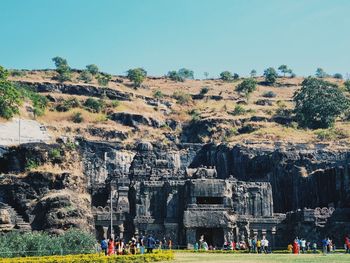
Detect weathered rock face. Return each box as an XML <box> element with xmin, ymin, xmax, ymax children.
<box><xmin>0</xmin><ymin>143</ymin><xmax>93</xmax><ymax>234</ymax></box>
<box><xmin>1</xmin><ymin>139</ymin><xmax>350</xmax><ymax>247</ymax></box>
<box><xmin>18</xmin><ymin>81</ymin><xmax>131</xmax><ymax>101</ymax></box>
<box><xmin>189</xmin><ymin>143</ymin><xmax>350</xmax><ymax>213</ymax></box>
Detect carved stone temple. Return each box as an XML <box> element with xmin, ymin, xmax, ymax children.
<box><xmin>92</xmin><ymin>142</ymin><xmax>288</xmax><ymax>248</ymax></box>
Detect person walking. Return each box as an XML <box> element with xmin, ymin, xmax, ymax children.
<box><xmin>300</xmin><ymin>238</ymin><xmax>306</xmax><ymax>253</ymax></box>
<box><xmin>100</xmin><ymin>238</ymin><xmax>108</xmax><ymax>255</ymax></box>
<box><xmin>322</xmin><ymin>237</ymin><xmax>328</xmax><ymax>255</ymax></box>
<box><xmin>147</xmin><ymin>234</ymin><xmax>156</xmax><ymax>253</ymax></box>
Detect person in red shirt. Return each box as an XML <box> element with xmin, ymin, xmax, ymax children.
<box><xmin>292</xmin><ymin>239</ymin><xmax>299</xmax><ymax>254</ymax></box>
<box><xmin>107</xmin><ymin>237</ymin><xmax>115</xmax><ymax>256</ymax></box>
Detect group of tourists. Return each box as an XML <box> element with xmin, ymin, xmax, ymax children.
<box><xmin>194</xmin><ymin>236</ymin><xmax>270</xmax><ymax>253</ymax></box>
<box><xmin>288</xmin><ymin>236</ymin><xmax>350</xmax><ymax>254</ymax></box>
<box><xmin>100</xmin><ymin>235</ymin><xmax>173</xmax><ymax>256</ymax></box>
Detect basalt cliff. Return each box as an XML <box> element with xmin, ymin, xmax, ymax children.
<box><xmin>0</xmin><ymin>73</ymin><xmax>349</xmax><ymax>248</ymax></box>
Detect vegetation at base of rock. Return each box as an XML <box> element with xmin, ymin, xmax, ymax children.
<box><xmin>56</xmin><ymin>98</ymin><xmax>81</xmax><ymax>112</ymax></box>
<box><xmin>71</xmin><ymin>112</ymin><xmax>84</xmax><ymax>123</ymax></box>
<box><xmin>52</xmin><ymin>57</ymin><xmax>72</xmax><ymax>83</ymax></box>
<box><xmin>231</xmin><ymin>105</ymin><xmax>246</xmax><ymax>115</ymax></box>
<box><xmin>83</xmin><ymin>98</ymin><xmax>105</xmax><ymax>113</ymax></box>
<box><xmin>172</xmin><ymin>90</ymin><xmax>192</xmax><ymax>105</ymax></box>
<box><xmin>0</xmin><ymin>230</ymin><xmax>96</xmax><ymax>258</ymax></box>
<box><xmin>293</xmin><ymin>77</ymin><xmax>349</xmax><ymax>129</ymax></box>
<box><xmin>262</xmin><ymin>91</ymin><xmax>276</xmax><ymax>98</ymax></box>
<box><xmin>97</xmin><ymin>73</ymin><xmax>112</xmax><ymax>86</ymax></box>
<box><xmin>0</xmin><ymin>250</ymin><xmax>173</xmax><ymax>263</ymax></box>
<box><xmin>153</xmin><ymin>89</ymin><xmax>164</xmax><ymax>99</ymax></box>
<box><xmin>200</xmin><ymin>86</ymin><xmax>209</xmax><ymax>95</ymax></box>
<box><xmin>126</xmin><ymin>68</ymin><xmax>147</xmax><ymax>87</ymax></box>
<box><xmin>79</xmin><ymin>70</ymin><xmax>93</xmax><ymax>83</ymax></box>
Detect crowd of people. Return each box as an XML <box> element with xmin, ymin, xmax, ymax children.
<box><xmin>99</xmin><ymin>234</ymin><xmax>350</xmax><ymax>255</ymax></box>
<box><xmin>289</xmin><ymin>236</ymin><xmax>350</xmax><ymax>254</ymax></box>
<box><xmin>100</xmin><ymin>235</ymin><xmax>173</xmax><ymax>256</ymax></box>
<box><xmin>194</xmin><ymin>235</ymin><xmax>271</xmax><ymax>253</ymax></box>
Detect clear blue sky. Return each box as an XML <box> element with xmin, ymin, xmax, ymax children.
<box><xmin>1</xmin><ymin>0</ymin><xmax>350</xmax><ymax>78</ymax></box>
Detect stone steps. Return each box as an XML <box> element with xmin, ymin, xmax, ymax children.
<box><xmin>1</xmin><ymin>203</ymin><xmax>32</xmax><ymax>231</ymax></box>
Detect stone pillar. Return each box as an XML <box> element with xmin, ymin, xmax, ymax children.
<box><xmin>186</xmin><ymin>228</ymin><xmax>196</xmax><ymax>249</ymax></box>
<box><xmin>271</xmin><ymin>227</ymin><xmax>276</xmax><ymax>250</ymax></box>
<box><xmin>102</xmin><ymin>226</ymin><xmax>108</xmax><ymax>239</ymax></box>
<box><xmin>119</xmin><ymin>223</ymin><xmax>124</xmax><ymax>239</ymax></box>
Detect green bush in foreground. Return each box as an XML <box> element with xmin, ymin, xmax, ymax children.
<box><xmin>0</xmin><ymin>229</ymin><xmax>96</xmax><ymax>258</ymax></box>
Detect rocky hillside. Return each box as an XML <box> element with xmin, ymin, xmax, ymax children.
<box><xmin>5</xmin><ymin>70</ymin><xmax>350</xmax><ymax>147</ymax></box>
<box><xmin>0</xmin><ymin>70</ymin><xmax>349</xmax><ymax>237</ymax></box>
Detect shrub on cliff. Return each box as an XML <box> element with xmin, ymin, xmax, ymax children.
<box><xmin>172</xmin><ymin>90</ymin><xmax>192</xmax><ymax>105</ymax></box>
<box><xmin>127</xmin><ymin>68</ymin><xmax>147</xmax><ymax>88</ymax></box>
<box><xmin>86</xmin><ymin>64</ymin><xmax>99</xmax><ymax>75</ymax></box>
<box><xmin>235</xmin><ymin>78</ymin><xmax>257</xmax><ymax>96</ymax></box>
<box><xmin>79</xmin><ymin>70</ymin><xmax>93</xmax><ymax>83</ymax></box>
<box><xmin>52</xmin><ymin>57</ymin><xmax>72</xmax><ymax>82</ymax></box>
<box><xmin>96</xmin><ymin>73</ymin><xmax>111</xmax><ymax>86</ymax></box>
<box><xmin>0</xmin><ymin>65</ymin><xmax>23</xmax><ymax>119</ymax></box>
<box><xmin>83</xmin><ymin>98</ymin><xmax>104</xmax><ymax>113</ymax></box>
<box><xmin>293</xmin><ymin>77</ymin><xmax>349</xmax><ymax>129</ymax></box>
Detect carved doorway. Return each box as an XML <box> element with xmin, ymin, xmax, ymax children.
<box><xmin>196</xmin><ymin>228</ymin><xmax>224</xmax><ymax>248</ymax></box>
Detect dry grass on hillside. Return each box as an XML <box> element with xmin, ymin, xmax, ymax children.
<box><xmin>7</xmin><ymin>70</ymin><xmax>350</xmax><ymax>145</ymax></box>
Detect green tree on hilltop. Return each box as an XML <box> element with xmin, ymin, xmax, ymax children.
<box><xmin>178</xmin><ymin>68</ymin><xmax>194</xmax><ymax>79</ymax></box>
<box><xmin>86</xmin><ymin>64</ymin><xmax>99</xmax><ymax>75</ymax></box>
<box><xmin>263</xmin><ymin>67</ymin><xmax>278</xmax><ymax>85</ymax></box>
<box><xmin>220</xmin><ymin>71</ymin><xmax>233</xmax><ymax>81</ymax></box>
<box><xmin>315</xmin><ymin>68</ymin><xmax>327</xmax><ymax>78</ymax></box>
<box><xmin>127</xmin><ymin>68</ymin><xmax>147</xmax><ymax>88</ymax></box>
<box><xmin>293</xmin><ymin>77</ymin><xmax>349</xmax><ymax>129</ymax></box>
<box><xmin>250</xmin><ymin>69</ymin><xmax>257</xmax><ymax>78</ymax></box>
<box><xmin>52</xmin><ymin>56</ymin><xmax>72</xmax><ymax>82</ymax></box>
<box><xmin>278</xmin><ymin>65</ymin><xmax>293</xmax><ymax>77</ymax></box>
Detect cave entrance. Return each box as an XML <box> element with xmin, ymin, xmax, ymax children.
<box><xmin>196</xmin><ymin>228</ymin><xmax>224</xmax><ymax>248</ymax></box>
<box><xmin>196</xmin><ymin>197</ymin><xmax>223</xmax><ymax>205</ymax></box>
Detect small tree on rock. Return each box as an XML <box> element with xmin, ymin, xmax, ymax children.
<box><xmin>52</xmin><ymin>56</ymin><xmax>72</xmax><ymax>82</ymax></box>
<box><xmin>293</xmin><ymin>77</ymin><xmax>349</xmax><ymax>129</ymax></box>
<box><xmin>263</xmin><ymin>67</ymin><xmax>278</xmax><ymax>85</ymax></box>
<box><xmin>127</xmin><ymin>68</ymin><xmax>147</xmax><ymax>88</ymax></box>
